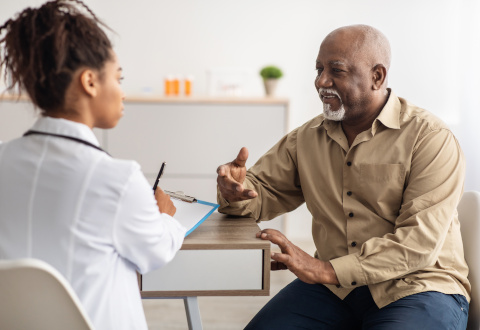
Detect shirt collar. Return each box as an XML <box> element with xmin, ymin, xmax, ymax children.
<box><xmin>310</xmin><ymin>88</ymin><xmax>401</xmax><ymax>133</ymax></box>
<box><xmin>30</xmin><ymin>116</ymin><xmax>101</xmax><ymax>147</ymax></box>
<box><xmin>373</xmin><ymin>89</ymin><xmax>401</xmax><ymax>131</ymax></box>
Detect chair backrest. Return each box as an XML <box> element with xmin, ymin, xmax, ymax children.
<box><xmin>458</xmin><ymin>191</ymin><xmax>480</xmax><ymax>330</ymax></box>
<box><xmin>0</xmin><ymin>258</ymin><xmax>94</xmax><ymax>330</ymax></box>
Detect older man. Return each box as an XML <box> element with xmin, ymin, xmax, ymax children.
<box><xmin>216</xmin><ymin>25</ymin><xmax>470</xmax><ymax>329</ymax></box>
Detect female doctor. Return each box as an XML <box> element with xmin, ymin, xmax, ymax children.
<box><xmin>0</xmin><ymin>1</ymin><xmax>186</xmax><ymax>329</ymax></box>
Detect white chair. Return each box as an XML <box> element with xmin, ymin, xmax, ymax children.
<box><xmin>458</xmin><ymin>191</ymin><xmax>480</xmax><ymax>330</ymax></box>
<box><xmin>0</xmin><ymin>258</ymin><xmax>94</xmax><ymax>330</ymax></box>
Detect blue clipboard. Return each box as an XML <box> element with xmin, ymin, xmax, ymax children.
<box><xmin>166</xmin><ymin>191</ymin><xmax>219</xmax><ymax>237</ymax></box>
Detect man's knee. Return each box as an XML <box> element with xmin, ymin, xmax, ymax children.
<box><xmin>245</xmin><ymin>279</ymin><xmax>356</xmax><ymax>329</ymax></box>
<box><xmin>364</xmin><ymin>291</ymin><xmax>469</xmax><ymax>329</ymax></box>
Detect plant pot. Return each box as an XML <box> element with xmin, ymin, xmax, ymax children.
<box><xmin>263</xmin><ymin>78</ymin><xmax>278</xmax><ymax>96</ymax></box>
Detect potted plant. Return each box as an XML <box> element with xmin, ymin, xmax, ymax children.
<box><xmin>260</xmin><ymin>65</ymin><xmax>283</xmax><ymax>96</ymax></box>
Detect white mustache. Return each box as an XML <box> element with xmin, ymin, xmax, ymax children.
<box><xmin>318</xmin><ymin>88</ymin><xmax>340</xmax><ymax>97</ymax></box>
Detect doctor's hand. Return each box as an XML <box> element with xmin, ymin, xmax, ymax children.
<box><xmin>155</xmin><ymin>187</ymin><xmax>176</xmax><ymax>217</ymax></box>
<box><xmin>257</xmin><ymin>229</ymin><xmax>339</xmax><ymax>286</ymax></box>
<box><xmin>216</xmin><ymin>147</ymin><xmax>258</xmax><ymax>202</ymax></box>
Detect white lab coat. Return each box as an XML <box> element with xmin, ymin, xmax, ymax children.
<box><xmin>0</xmin><ymin>117</ymin><xmax>186</xmax><ymax>329</ymax></box>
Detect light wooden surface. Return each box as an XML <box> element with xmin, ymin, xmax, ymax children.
<box><xmin>0</xmin><ymin>93</ymin><xmax>288</xmax><ymax>105</ymax></box>
<box><xmin>180</xmin><ymin>213</ymin><xmax>268</xmax><ymax>250</ymax></box>
<box><xmin>125</xmin><ymin>96</ymin><xmax>289</xmax><ymax>105</ymax></box>
<box><xmin>140</xmin><ymin>213</ymin><xmax>271</xmax><ymax>298</ymax></box>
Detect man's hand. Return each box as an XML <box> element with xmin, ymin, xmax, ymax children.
<box><xmin>257</xmin><ymin>229</ymin><xmax>339</xmax><ymax>285</ymax></box>
<box><xmin>155</xmin><ymin>187</ymin><xmax>176</xmax><ymax>217</ymax></box>
<box><xmin>217</xmin><ymin>147</ymin><xmax>258</xmax><ymax>202</ymax></box>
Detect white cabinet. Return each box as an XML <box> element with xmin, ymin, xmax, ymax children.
<box><xmin>102</xmin><ymin>98</ymin><xmax>288</xmax><ymax>201</ymax></box>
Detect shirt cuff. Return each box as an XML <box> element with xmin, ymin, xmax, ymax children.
<box><xmin>330</xmin><ymin>253</ymin><xmax>367</xmax><ymax>288</ymax></box>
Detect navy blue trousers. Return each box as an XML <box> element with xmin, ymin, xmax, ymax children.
<box><xmin>245</xmin><ymin>279</ymin><xmax>468</xmax><ymax>329</ymax></box>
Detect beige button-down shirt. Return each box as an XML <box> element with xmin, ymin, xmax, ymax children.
<box><xmin>218</xmin><ymin>90</ymin><xmax>470</xmax><ymax>308</ymax></box>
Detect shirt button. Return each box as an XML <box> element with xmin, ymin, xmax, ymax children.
<box><xmin>351</xmin><ymin>241</ymin><xmax>357</xmax><ymax>247</ymax></box>
<box><xmin>336</xmin><ymin>284</ymin><xmax>341</xmax><ymax>288</ymax></box>
<box><xmin>347</xmin><ymin>161</ymin><xmax>352</xmax><ymax>166</ymax></box>
<box><xmin>351</xmin><ymin>281</ymin><xmax>357</xmax><ymax>286</ymax></box>
<box><xmin>349</xmin><ymin>212</ymin><xmax>354</xmax><ymax>217</ymax></box>
<box><xmin>347</xmin><ymin>191</ymin><xmax>352</xmax><ymax>196</ymax></box>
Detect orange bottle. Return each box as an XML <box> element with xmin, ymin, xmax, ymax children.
<box><xmin>164</xmin><ymin>75</ymin><xmax>173</xmax><ymax>96</ymax></box>
<box><xmin>184</xmin><ymin>76</ymin><xmax>193</xmax><ymax>96</ymax></box>
<box><xmin>172</xmin><ymin>76</ymin><xmax>180</xmax><ymax>96</ymax></box>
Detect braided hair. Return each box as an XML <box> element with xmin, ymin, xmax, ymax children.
<box><xmin>0</xmin><ymin>0</ymin><xmax>112</xmax><ymax>114</ymax></box>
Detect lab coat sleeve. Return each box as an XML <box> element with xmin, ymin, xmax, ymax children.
<box><xmin>112</xmin><ymin>167</ymin><xmax>186</xmax><ymax>274</ymax></box>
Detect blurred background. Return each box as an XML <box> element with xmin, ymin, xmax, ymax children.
<box><xmin>1</xmin><ymin>1</ymin><xmax>479</xmax><ymax>328</ymax></box>
<box><xmin>3</xmin><ymin>0</ymin><xmax>478</xmax><ymax>239</ymax></box>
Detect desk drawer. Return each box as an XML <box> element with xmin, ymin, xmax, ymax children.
<box><xmin>141</xmin><ymin>249</ymin><xmax>265</xmax><ymax>296</ymax></box>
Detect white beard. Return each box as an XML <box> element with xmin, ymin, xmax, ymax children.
<box><xmin>323</xmin><ymin>102</ymin><xmax>346</xmax><ymax>121</ymax></box>
<box><xmin>318</xmin><ymin>88</ymin><xmax>346</xmax><ymax>121</ymax></box>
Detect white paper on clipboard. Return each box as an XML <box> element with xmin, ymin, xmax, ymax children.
<box><xmin>171</xmin><ymin>198</ymin><xmax>219</xmax><ymax>237</ymax></box>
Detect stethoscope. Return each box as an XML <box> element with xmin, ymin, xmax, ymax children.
<box><xmin>23</xmin><ymin>130</ymin><xmax>110</xmax><ymax>156</ymax></box>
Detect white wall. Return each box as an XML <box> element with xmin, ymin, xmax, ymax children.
<box><xmin>1</xmin><ymin>0</ymin><xmax>479</xmax><ymax>239</ymax></box>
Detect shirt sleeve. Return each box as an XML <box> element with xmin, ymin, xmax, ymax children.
<box><xmin>330</xmin><ymin>128</ymin><xmax>465</xmax><ymax>288</ymax></box>
<box><xmin>218</xmin><ymin>129</ymin><xmax>305</xmax><ymax>220</ymax></box>
<box><xmin>112</xmin><ymin>167</ymin><xmax>187</xmax><ymax>274</ymax></box>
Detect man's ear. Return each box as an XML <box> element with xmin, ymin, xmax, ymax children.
<box><xmin>79</xmin><ymin>69</ymin><xmax>98</xmax><ymax>97</ymax></box>
<box><xmin>372</xmin><ymin>64</ymin><xmax>387</xmax><ymax>90</ymax></box>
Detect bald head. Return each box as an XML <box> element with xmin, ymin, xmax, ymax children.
<box><xmin>324</xmin><ymin>24</ymin><xmax>391</xmax><ymax>73</ymax></box>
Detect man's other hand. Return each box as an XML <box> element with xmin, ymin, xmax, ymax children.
<box><xmin>217</xmin><ymin>147</ymin><xmax>258</xmax><ymax>202</ymax></box>
<box><xmin>257</xmin><ymin>229</ymin><xmax>339</xmax><ymax>285</ymax></box>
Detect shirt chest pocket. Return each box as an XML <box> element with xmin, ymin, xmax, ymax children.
<box><xmin>359</xmin><ymin>164</ymin><xmax>406</xmax><ymax>222</ymax></box>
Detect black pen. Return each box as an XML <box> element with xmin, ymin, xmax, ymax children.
<box><xmin>152</xmin><ymin>162</ymin><xmax>166</xmax><ymax>191</ymax></box>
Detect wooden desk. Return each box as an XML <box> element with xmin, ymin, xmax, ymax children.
<box><xmin>138</xmin><ymin>213</ymin><xmax>270</xmax><ymax>329</ymax></box>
